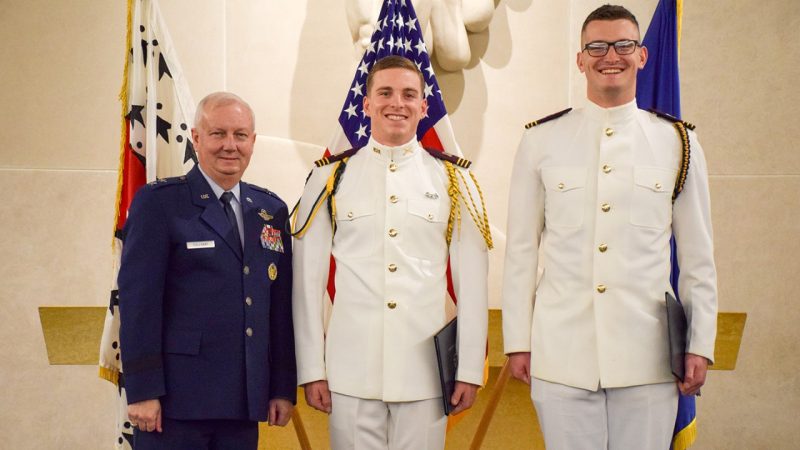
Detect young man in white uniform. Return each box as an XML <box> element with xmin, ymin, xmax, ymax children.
<box><xmin>502</xmin><ymin>5</ymin><xmax>718</xmax><ymax>449</ymax></box>
<box><xmin>292</xmin><ymin>56</ymin><xmax>491</xmax><ymax>450</ymax></box>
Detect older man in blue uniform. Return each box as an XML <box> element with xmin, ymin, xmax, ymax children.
<box><xmin>118</xmin><ymin>92</ymin><xmax>296</xmax><ymax>449</ymax></box>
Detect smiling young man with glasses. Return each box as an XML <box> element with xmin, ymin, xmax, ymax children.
<box><xmin>501</xmin><ymin>5</ymin><xmax>718</xmax><ymax>449</ymax></box>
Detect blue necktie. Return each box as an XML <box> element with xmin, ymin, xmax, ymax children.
<box><xmin>220</xmin><ymin>191</ymin><xmax>242</xmax><ymax>247</ymax></box>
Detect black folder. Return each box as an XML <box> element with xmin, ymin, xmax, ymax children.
<box><xmin>433</xmin><ymin>318</ymin><xmax>458</xmax><ymax>415</ymax></box>
<box><xmin>665</xmin><ymin>292</ymin><xmax>688</xmax><ymax>381</ymax></box>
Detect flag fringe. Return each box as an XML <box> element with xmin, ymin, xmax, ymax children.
<box><xmin>98</xmin><ymin>366</ymin><xmax>120</xmax><ymax>386</ymax></box>
<box><xmin>112</xmin><ymin>0</ymin><xmax>134</xmax><ymax>247</ymax></box>
<box><xmin>672</xmin><ymin>417</ymin><xmax>697</xmax><ymax>450</ymax></box>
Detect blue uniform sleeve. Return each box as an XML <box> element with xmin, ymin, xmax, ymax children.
<box><xmin>118</xmin><ymin>186</ymin><xmax>170</xmax><ymax>404</ymax></box>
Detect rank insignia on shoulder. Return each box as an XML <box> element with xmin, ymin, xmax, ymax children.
<box><xmin>150</xmin><ymin>175</ymin><xmax>187</xmax><ymax>187</ymax></box>
<box><xmin>259</xmin><ymin>209</ymin><xmax>273</xmax><ymax>222</ymax></box>
<box><xmin>423</xmin><ymin>148</ymin><xmax>472</xmax><ymax>169</ymax></box>
<box><xmin>525</xmin><ymin>108</ymin><xmax>573</xmax><ymax>129</ymax></box>
<box><xmin>647</xmin><ymin>109</ymin><xmax>696</xmax><ymax>130</ymax></box>
<box><xmin>314</xmin><ymin>148</ymin><xmax>360</xmax><ymax>167</ymax></box>
<box><xmin>261</xmin><ymin>224</ymin><xmax>284</xmax><ymax>253</ymax></box>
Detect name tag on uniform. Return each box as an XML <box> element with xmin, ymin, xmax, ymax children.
<box><xmin>186</xmin><ymin>240</ymin><xmax>215</xmax><ymax>249</ymax></box>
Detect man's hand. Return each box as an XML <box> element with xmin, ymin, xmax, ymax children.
<box><xmin>678</xmin><ymin>353</ymin><xmax>709</xmax><ymax>396</ymax></box>
<box><xmin>508</xmin><ymin>352</ymin><xmax>531</xmax><ymax>385</ymax></box>
<box><xmin>268</xmin><ymin>399</ymin><xmax>294</xmax><ymax>426</ymax></box>
<box><xmin>450</xmin><ymin>381</ymin><xmax>479</xmax><ymax>415</ymax></box>
<box><xmin>128</xmin><ymin>399</ymin><xmax>162</xmax><ymax>433</ymax></box>
<box><xmin>303</xmin><ymin>380</ymin><xmax>332</xmax><ymax>413</ymax></box>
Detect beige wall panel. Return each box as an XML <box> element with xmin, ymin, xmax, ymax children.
<box><xmin>447</xmin><ymin>1</ymin><xmax>571</xmax><ymax>306</ymax></box>
<box><xmin>0</xmin><ymin>0</ymin><xmax>124</xmax><ymax>170</ymax></box>
<box><xmin>682</xmin><ymin>1</ymin><xmax>800</xmax><ymax>176</ymax></box>
<box><xmin>225</xmin><ymin>2</ymin><xmax>356</xmax><ymax>145</ymax></box>
<box><xmin>159</xmin><ymin>0</ymin><xmax>226</xmax><ymax>104</ymax></box>
<box><xmin>697</xmin><ymin>175</ymin><xmax>800</xmax><ymax>447</ymax></box>
<box><xmin>0</xmin><ymin>170</ymin><xmax>118</xmax><ymax>447</ymax></box>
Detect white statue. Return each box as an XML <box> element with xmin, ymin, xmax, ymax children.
<box><xmin>346</xmin><ymin>0</ymin><xmax>495</xmax><ymax>71</ymax></box>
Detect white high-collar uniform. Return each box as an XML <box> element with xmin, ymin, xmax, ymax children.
<box><xmin>293</xmin><ymin>137</ymin><xmax>488</xmax><ymax>401</ymax></box>
<box><xmin>502</xmin><ymin>100</ymin><xmax>718</xmax><ymax>390</ymax></box>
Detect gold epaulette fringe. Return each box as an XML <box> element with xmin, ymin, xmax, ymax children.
<box><xmin>524</xmin><ymin>107</ymin><xmax>572</xmax><ymax>129</ymax></box>
<box><xmin>443</xmin><ymin>161</ymin><xmax>493</xmax><ymax>250</ymax></box>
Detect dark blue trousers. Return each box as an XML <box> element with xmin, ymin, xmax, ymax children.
<box><xmin>133</xmin><ymin>418</ymin><xmax>258</xmax><ymax>450</ymax></box>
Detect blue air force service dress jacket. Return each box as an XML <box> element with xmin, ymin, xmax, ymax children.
<box><xmin>118</xmin><ymin>165</ymin><xmax>296</xmax><ymax>421</ymax></box>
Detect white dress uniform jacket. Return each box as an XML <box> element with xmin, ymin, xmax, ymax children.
<box><xmin>502</xmin><ymin>100</ymin><xmax>718</xmax><ymax>390</ymax></box>
<box><xmin>293</xmin><ymin>137</ymin><xmax>489</xmax><ymax>401</ymax></box>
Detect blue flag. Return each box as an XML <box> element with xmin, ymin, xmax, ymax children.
<box><xmin>635</xmin><ymin>1</ymin><xmax>697</xmax><ymax>449</ymax></box>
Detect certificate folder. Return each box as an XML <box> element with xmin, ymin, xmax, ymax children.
<box><xmin>433</xmin><ymin>318</ymin><xmax>458</xmax><ymax>415</ymax></box>
<box><xmin>666</xmin><ymin>292</ymin><xmax>688</xmax><ymax>381</ymax></box>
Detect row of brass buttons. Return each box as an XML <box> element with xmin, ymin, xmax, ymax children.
<box><xmin>599</xmin><ymin>130</ymin><xmax>613</xmax><ymax>294</ymax></box>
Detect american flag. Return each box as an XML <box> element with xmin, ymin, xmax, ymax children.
<box><xmin>326</xmin><ymin>0</ymin><xmax>461</xmax><ymax>156</ymax></box>
<box><xmin>98</xmin><ymin>0</ymin><xmax>195</xmax><ymax>447</ymax></box>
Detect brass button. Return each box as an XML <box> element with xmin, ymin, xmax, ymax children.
<box><xmin>601</xmin><ymin>203</ymin><xmax>611</xmax><ymax>212</ymax></box>
<box><xmin>245</xmin><ymin>297</ymin><xmax>253</xmax><ymax>306</ymax></box>
<box><xmin>598</xmin><ymin>244</ymin><xmax>608</xmax><ymax>253</ymax></box>
<box><xmin>557</xmin><ymin>182</ymin><xmax>565</xmax><ymax>190</ymax></box>
<box><xmin>389</xmin><ymin>163</ymin><xmax>398</xmax><ymax>172</ymax></box>
<box><xmin>602</xmin><ymin>164</ymin><xmax>612</xmax><ymax>174</ymax></box>
<box><xmin>389</xmin><ymin>195</ymin><xmax>398</xmax><ymax>203</ymax></box>
<box><xmin>387</xmin><ymin>301</ymin><xmax>397</xmax><ymax>309</ymax></box>
<box><xmin>243</xmin><ymin>266</ymin><xmax>250</xmax><ymax>275</ymax></box>
<box><xmin>388</xmin><ymin>264</ymin><xmax>397</xmax><ymax>272</ymax></box>
<box><xmin>655</xmin><ymin>182</ymin><xmax>662</xmax><ymax>190</ymax></box>
<box><xmin>605</xmin><ymin>128</ymin><xmax>614</xmax><ymax>136</ymax></box>
<box><xmin>596</xmin><ymin>284</ymin><xmax>607</xmax><ymax>293</ymax></box>
<box><xmin>388</xmin><ymin>228</ymin><xmax>398</xmax><ymax>237</ymax></box>
<box><xmin>347</xmin><ymin>211</ymin><xmax>354</xmax><ymax>218</ymax></box>
<box><xmin>245</xmin><ymin>327</ymin><xmax>253</xmax><ymax>337</ymax></box>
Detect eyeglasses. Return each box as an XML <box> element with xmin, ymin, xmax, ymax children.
<box><xmin>582</xmin><ymin>39</ymin><xmax>640</xmax><ymax>57</ymax></box>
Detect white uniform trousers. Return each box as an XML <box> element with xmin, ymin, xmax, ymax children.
<box><xmin>531</xmin><ymin>378</ymin><xmax>679</xmax><ymax>450</ymax></box>
<box><xmin>329</xmin><ymin>393</ymin><xmax>447</xmax><ymax>450</ymax></box>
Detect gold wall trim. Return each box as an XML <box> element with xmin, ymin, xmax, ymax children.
<box><xmin>39</xmin><ymin>306</ymin><xmax>106</xmax><ymax>365</ymax></box>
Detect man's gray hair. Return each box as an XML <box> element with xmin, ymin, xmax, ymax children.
<box><xmin>194</xmin><ymin>91</ymin><xmax>255</xmax><ymax>130</ymax></box>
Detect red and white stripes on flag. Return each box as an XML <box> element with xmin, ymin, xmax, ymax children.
<box><xmin>97</xmin><ymin>0</ymin><xmax>195</xmax><ymax>447</ymax></box>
